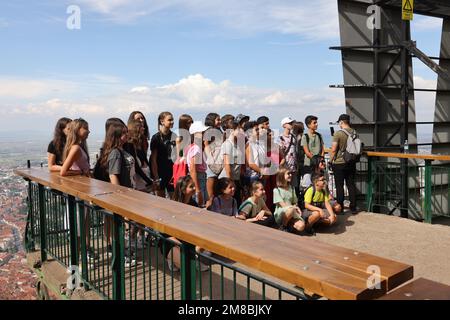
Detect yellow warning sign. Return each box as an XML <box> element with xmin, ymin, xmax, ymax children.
<box><xmin>402</xmin><ymin>0</ymin><xmax>414</xmax><ymax>20</ymax></box>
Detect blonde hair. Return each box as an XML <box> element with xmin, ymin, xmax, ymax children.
<box><xmin>63</xmin><ymin>118</ymin><xmax>89</xmax><ymax>162</ymax></box>
<box><xmin>275</xmin><ymin>167</ymin><xmax>290</xmax><ymax>189</ymax></box>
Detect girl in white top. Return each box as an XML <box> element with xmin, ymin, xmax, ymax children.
<box><xmin>60</xmin><ymin>118</ymin><xmax>91</xmax><ymax>177</ymax></box>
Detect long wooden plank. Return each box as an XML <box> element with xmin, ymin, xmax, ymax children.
<box><xmin>102</xmin><ymin>190</ymin><xmax>389</xmax><ymax>298</ymax></box>
<box><xmin>113</xmin><ymin>189</ymin><xmax>412</xmax><ymax>291</ymax></box>
<box><xmin>15</xmin><ymin>168</ymin><xmax>413</xmax><ymax>300</ymax></box>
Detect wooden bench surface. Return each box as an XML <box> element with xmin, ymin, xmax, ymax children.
<box><xmin>378</xmin><ymin>278</ymin><xmax>450</xmax><ymax>300</ymax></box>
<box><xmin>15</xmin><ymin>168</ymin><xmax>414</xmax><ymax>300</ymax></box>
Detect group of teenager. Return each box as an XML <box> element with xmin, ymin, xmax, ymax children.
<box><xmin>46</xmin><ymin>111</ymin><xmax>359</xmax><ymax>268</ymax></box>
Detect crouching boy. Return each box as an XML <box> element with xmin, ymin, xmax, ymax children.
<box><xmin>303</xmin><ymin>173</ymin><xmax>341</xmax><ymax>228</ymax></box>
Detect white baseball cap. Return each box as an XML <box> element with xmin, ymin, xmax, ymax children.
<box><xmin>189</xmin><ymin>121</ymin><xmax>209</xmax><ymax>134</ymax></box>
<box><xmin>281</xmin><ymin>117</ymin><xmax>295</xmax><ymax>126</ymax></box>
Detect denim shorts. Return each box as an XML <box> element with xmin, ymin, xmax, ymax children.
<box><xmin>206</xmin><ymin>166</ymin><xmax>220</xmax><ymax>179</ymax></box>
<box><xmin>194</xmin><ymin>171</ymin><xmax>208</xmax><ymax>203</ymax></box>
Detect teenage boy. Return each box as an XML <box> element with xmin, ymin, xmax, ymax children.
<box><xmin>303</xmin><ymin>173</ymin><xmax>338</xmax><ymax>228</ymax></box>
<box><xmin>257</xmin><ymin>116</ymin><xmax>270</xmax><ymax>132</ymax></box>
<box><xmin>329</xmin><ymin>114</ymin><xmax>358</xmax><ymax>214</ymax></box>
<box><xmin>301</xmin><ymin>115</ymin><xmax>325</xmax><ymax>175</ymax></box>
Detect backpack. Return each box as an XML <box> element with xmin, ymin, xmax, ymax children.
<box><xmin>305</xmin><ymin>184</ymin><xmax>328</xmax><ymax>209</ymax></box>
<box><xmin>340</xmin><ymin>129</ymin><xmax>363</xmax><ymax>164</ymax></box>
<box><xmin>93</xmin><ymin>160</ymin><xmax>110</xmax><ymax>182</ymax></box>
<box><xmin>93</xmin><ymin>149</ymin><xmax>125</xmax><ymax>183</ymax></box>
<box><xmin>172</xmin><ymin>157</ymin><xmax>188</xmax><ymax>186</ymax></box>
<box><xmin>207</xmin><ymin>140</ymin><xmax>224</xmax><ymax>175</ymax></box>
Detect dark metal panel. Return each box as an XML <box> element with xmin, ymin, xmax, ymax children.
<box><xmin>433</xmin><ymin>18</ymin><xmax>450</xmax><ymax>161</ymax></box>
<box><xmin>338</xmin><ymin>0</ymin><xmax>418</xmax><ymax>150</ymax></box>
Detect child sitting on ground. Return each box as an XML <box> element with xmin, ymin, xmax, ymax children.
<box><xmin>273</xmin><ymin>167</ymin><xmax>307</xmax><ymax>234</ymax></box>
<box><xmin>237</xmin><ymin>181</ymin><xmax>275</xmax><ymax>227</ymax></box>
<box><xmin>303</xmin><ymin>173</ymin><xmax>341</xmax><ymax>229</ymax></box>
<box><xmin>210</xmin><ymin>178</ymin><xmax>238</xmax><ymax>216</ymax></box>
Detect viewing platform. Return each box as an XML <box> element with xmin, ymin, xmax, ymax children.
<box><xmin>13</xmin><ymin>150</ymin><xmax>450</xmax><ymax>300</ymax></box>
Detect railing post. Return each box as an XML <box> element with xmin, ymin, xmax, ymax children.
<box><xmin>366</xmin><ymin>156</ymin><xmax>374</xmax><ymax>212</ymax></box>
<box><xmin>77</xmin><ymin>201</ymin><xmax>89</xmax><ymax>284</ymax></box>
<box><xmin>24</xmin><ymin>179</ymin><xmax>35</xmax><ymax>252</ymax></box>
<box><xmin>112</xmin><ymin>213</ymin><xmax>125</xmax><ymax>300</ymax></box>
<box><xmin>68</xmin><ymin>195</ymin><xmax>79</xmax><ymax>269</ymax></box>
<box><xmin>424</xmin><ymin>160</ymin><xmax>433</xmax><ymax>224</ymax></box>
<box><xmin>180</xmin><ymin>242</ymin><xmax>197</xmax><ymax>300</ymax></box>
<box><xmin>38</xmin><ymin>184</ymin><xmax>47</xmax><ymax>262</ymax></box>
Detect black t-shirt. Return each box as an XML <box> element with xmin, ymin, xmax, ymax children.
<box><xmin>150</xmin><ymin>131</ymin><xmax>177</xmax><ymax>177</ymax></box>
<box><xmin>47</xmin><ymin>141</ymin><xmax>64</xmax><ymax>165</ymax></box>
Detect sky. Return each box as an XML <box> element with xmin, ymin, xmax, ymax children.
<box><xmin>0</xmin><ymin>0</ymin><xmax>443</xmax><ymax>138</ymax></box>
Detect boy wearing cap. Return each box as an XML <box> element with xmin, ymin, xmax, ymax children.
<box><xmin>329</xmin><ymin>114</ymin><xmax>358</xmax><ymax>214</ymax></box>
<box><xmin>278</xmin><ymin>117</ymin><xmax>298</xmax><ymax>187</ymax></box>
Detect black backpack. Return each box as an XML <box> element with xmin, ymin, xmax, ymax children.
<box><xmin>93</xmin><ymin>160</ymin><xmax>110</xmax><ymax>182</ymax></box>
<box><xmin>93</xmin><ymin>148</ymin><xmax>125</xmax><ymax>183</ymax></box>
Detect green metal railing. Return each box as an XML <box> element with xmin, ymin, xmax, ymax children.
<box><xmin>365</xmin><ymin>157</ymin><xmax>450</xmax><ymax>222</ymax></box>
<box><xmin>24</xmin><ymin>180</ymin><xmax>308</xmax><ymax>300</ymax></box>
<box><xmin>324</xmin><ymin>151</ymin><xmax>449</xmax><ymax>223</ymax></box>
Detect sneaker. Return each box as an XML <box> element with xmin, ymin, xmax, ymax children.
<box><xmin>124</xmin><ymin>256</ymin><xmax>136</xmax><ymax>268</ymax></box>
<box><xmin>350</xmin><ymin>208</ymin><xmax>360</xmax><ymax>215</ymax></box>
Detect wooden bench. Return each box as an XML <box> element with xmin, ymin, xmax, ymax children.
<box><xmin>379</xmin><ymin>278</ymin><xmax>450</xmax><ymax>300</ymax></box>
<box><xmin>15</xmin><ymin>168</ymin><xmax>415</xmax><ymax>300</ymax></box>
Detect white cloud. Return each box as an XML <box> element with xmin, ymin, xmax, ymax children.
<box><xmin>76</xmin><ymin>0</ymin><xmax>339</xmax><ymax>40</ymax></box>
<box><xmin>129</xmin><ymin>86</ymin><xmax>150</xmax><ymax>94</ymax></box>
<box><xmin>1</xmin><ymin>74</ymin><xmax>345</xmax><ymax>127</ymax></box>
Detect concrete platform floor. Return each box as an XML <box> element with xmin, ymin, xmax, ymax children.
<box><xmin>313</xmin><ymin>212</ymin><xmax>450</xmax><ymax>286</ymax></box>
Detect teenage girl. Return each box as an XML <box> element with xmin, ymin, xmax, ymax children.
<box><xmin>128</xmin><ymin>111</ymin><xmax>150</xmax><ymax>153</ymax></box>
<box><xmin>237</xmin><ymin>181</ymin><xmax>274</xmax><ymax>226</ymax></box>
<box><xmin>47</xmin><ymin>117</ymin><xmax>72</xmax><ymax>172</ymax></box>
<box><xmin>98</xmin><ymin>119</ymin><xmax>136</xmax><ymax>266</ymax></box>
<box><xmin>150</xmin><ymin>112</ymin><xmax>176</xmax><ymax>198</ymax></box>
<box><xmin>204</xmin><ymin>113</ymin><xmax>223</xmax><ymax>208</ymax></box>
<box><xmin>60</xmin><ymin>118</ymin><xmax>91</xmax><ymax>177</ymax></box>
<box><xmin>125</xmin><ymin>119</ymin><xmax>153</xmax><ymax>192</ymax></box>
<box><xmin>59</xmin><ymin>118</ymin><xmax>97</xmax><ymax>260</ymax></box>
<box><xmin>210</xmin><ymin>178</ymin><xmax>238</xmax><ymax>216</ymax></box>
